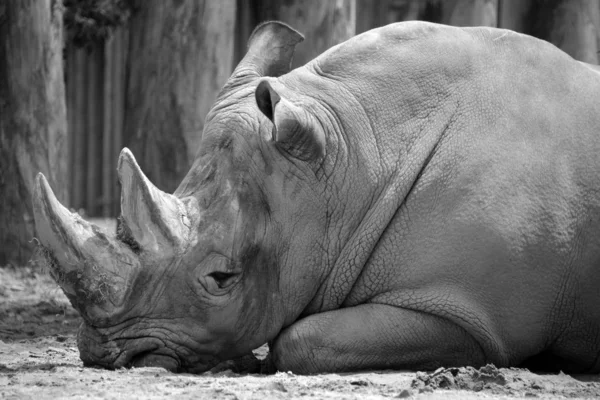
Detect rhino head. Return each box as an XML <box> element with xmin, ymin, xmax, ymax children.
<box><xmin>33</xmin><ymin>22</ymin><xmax>328</xmax><ymax>373</ymax></box>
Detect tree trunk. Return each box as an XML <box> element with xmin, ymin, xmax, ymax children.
<box><xmin>0</xmin><ymin>0</ymin><xmax>68</xmax><ymax>266</ymax></box>
<box><xmin>529</xmin><ymin>0</ymin><xmax>599</xmax><ymax>64</ymax></box>
<box><xmin>124</xmin><ymin>0</ymin><xmax>237</xmax><ymax>193</ymax></box>
<box><xmin>497</xmin><ymin>0</ymin><xmax>533</xmax><ymax>32</ymax></box>
<box><xmin>439</xmin><ymin>0</ymin><xmax>498</xmax><ymax>27</ymax></box>
<box><xmin>356</xmin><ymin>0</ymin><xmax>392</xmax><ymax>34</ymax></box>
<box><xmin>593</xmin><ymin>1</ymin><xmax>600</xmax><ymax>60</ymax></box>
<box><xmin>258</xmin><ymin>0</ymin><xmax>357</xmax><ymax>68</ymax></box>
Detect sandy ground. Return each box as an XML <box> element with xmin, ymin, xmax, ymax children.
<box><xmin>2</xmin><ymin>219</ymin><xmax>600</xmax><ymax>399</ymax></box>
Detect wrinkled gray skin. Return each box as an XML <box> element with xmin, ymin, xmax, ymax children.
<box><xmin>33</xmin><ymin>21</ymin><xmax>600</xmax><ymax>374</ymax></box>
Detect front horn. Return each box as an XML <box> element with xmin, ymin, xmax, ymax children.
<box><xmin>32</xmin><ymin>173</ymin><xmax>140</xmax><ymax>322</ymax></box>
<box><xmin>117</xmin><ymin>148</ymin><xmax>191</xmax><ymax>253</ymax></box>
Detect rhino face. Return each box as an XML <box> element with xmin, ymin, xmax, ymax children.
<box><xmin>32</xmin><ymin>22</ymin><xmax>322</xmax><ymax>372</ymax></box>
<box><xmin>34</xmin><ymin>142</ymin><xmax>276</xmax><ymax>372</ymax></box>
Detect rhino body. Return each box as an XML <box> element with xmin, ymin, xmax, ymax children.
<box><xmin>33</xmin><ymin>21</ymin><xmax>600</xmax><ymax>374</ymax></box>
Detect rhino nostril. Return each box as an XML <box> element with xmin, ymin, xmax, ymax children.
<box><xmin>130</xmin><ymin>352</ymin><xmax>179</xmax><ymax>372</ymax></box>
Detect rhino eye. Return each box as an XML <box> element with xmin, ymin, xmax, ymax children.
<box><xmin>208</xmin><ymin>271</ymin><xmax>237</xmax><ymax>289</ymax></box>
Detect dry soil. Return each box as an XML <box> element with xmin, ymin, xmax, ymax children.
<box><xmin>1</xmin><ymin>219</ymin><xmax>599</xmax><ymax>399</ymax></box>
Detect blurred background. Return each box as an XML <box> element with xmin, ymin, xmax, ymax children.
<box><xmin>1</xmin><ymin>0</ymin><xmax>600</xmax><ymax>266</ymax></box>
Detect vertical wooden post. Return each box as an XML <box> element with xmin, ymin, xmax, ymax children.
<box><xmin>549</xmin><ymin>0</ymin><xmax>599</xmax><ymax>64</ymax></box>
<box><xmin>102</xmin><ymin>37</ymin><xmax>114</xmax><ymax>217</ymax></box>
<box><xmin>356</xmin><ymin>0</ymin><xmax>431</xmax><ymax>34</ymax></box>
<box><xmin>66</xmin><ymin>46</ymin><xmax>76</xmax><ymax>210</ymax></box>
<box><xmin>595</xmin><ymin>2</ymin><xmax>600</xmax><ymax>60</ymax></box>
<box><xmin>497</xmin><ymin>0</ymin><xmax>533</xmax><ymax>32</ymax></box>
<box><xmin>86</xmin><ymin>48</ymin><xmax>100</xmax><ymax>216</ymax></box>
<box><xmin>72</xmin><ymin>48</ymin><xmax>86</xmax><ymax>212</ymax></box>
<box><xmin>113</xmin><ymin>27</ymin><xmax>128</xmax><ymax>216</ymax></box>
<box><xmin>529</xmin><ymin>0</ymin><xmax>599</xmax><ymax>64</ymax></box>
<box><xmin>234</xmin><ymin>0</ymin><xmax>260</xmax><ymax>67</ymax></box>
<box><xmin>439</xmin><ymin>0</ymin><xmax>498</xmax><ymax>27</ymax></box>
<box><xmin>356</xmin><ymin>0</ymin><xmax>390</xmax><ymax>34</ymax></box>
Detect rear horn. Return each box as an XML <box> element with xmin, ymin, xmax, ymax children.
<box><xmin>117</xmin><ymin>148</ymin><xmax>191</xmax><ymax>253</ymax></box>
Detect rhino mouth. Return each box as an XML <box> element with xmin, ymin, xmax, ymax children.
<box><xmin>84</xmin><ymin>341</ymin><xmax>182</xmax><ymax>372</ymax></box>
<box><xmin>79</xmin><ymin>333</ymin><xmax>220</xmax><ymax>373</ymax></box>
<box><xmin>76</xmin><ymin>322</ymin><xmax>202</xmax><ymax>372</ymax></box>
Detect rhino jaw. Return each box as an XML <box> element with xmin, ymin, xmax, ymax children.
<box><xmin>32</xmin><ymin>173</ymin><xmax>140</xmax><ymax>321</ymax></box>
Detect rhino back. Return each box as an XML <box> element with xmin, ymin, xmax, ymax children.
<box><xmin>285</xmin><ymin>22</ymin><xmax>600</xmax><ymax>368</ymax></box>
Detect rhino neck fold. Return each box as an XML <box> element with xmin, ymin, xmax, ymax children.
<box><xmin>303</xmin><ymin>100</ymin><xmax>458</xmax><ymax>315</ymax></box>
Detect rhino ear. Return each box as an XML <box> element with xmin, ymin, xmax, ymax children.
<box><xmin>256</xmin><ymin>80</ymin><xmax>326</xmax><ymax>162</ymax></box>
<box><xmin>244</xmin><ymin>21</ymin><xmax>304</xmax><ymax>78</ymax></box>
<box><xmin>218</xmin><ymin>22</ymin><xmax>302</xmax><ymax>102</ymax></box>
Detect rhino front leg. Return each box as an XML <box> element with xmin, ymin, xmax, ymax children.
<box><xmin>270</xmin><ymin>303</ymin><xmax>487</xmax><ymax>374</ymax></box>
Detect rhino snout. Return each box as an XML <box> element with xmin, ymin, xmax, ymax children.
<box><xmin>77</xmin><ymin>324</ymin><xmax>188</xmax><ymax>372</ymax></box>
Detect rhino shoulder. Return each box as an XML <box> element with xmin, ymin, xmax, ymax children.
<box><xmin>305</xmin><ymin>21</ymin><xmax>596</xmax><ymax>93</ymax></box>
<box><xmin>304</xmin><ymin>22</ymin><xmax>487</xmax><ymax>84</ymax></box>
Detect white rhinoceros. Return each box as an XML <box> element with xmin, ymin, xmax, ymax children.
<box><xmin>33</xmin><ymin>21</ymin><xmax>600</xmax><ymax>374</ymax></box>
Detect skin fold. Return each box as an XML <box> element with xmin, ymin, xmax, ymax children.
<box><xmin>33</xmin><ymin>21</ymin><xmax>600</xmax><ymax>374</ymax></box>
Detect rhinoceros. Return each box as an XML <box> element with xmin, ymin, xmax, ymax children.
<box><xmin>33</xmin><ymin>21</ymin><xmax>600</xmax><ymax>374</ymax></box>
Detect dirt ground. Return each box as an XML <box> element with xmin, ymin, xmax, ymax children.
<box><xmin>2</xmin><ymin>220</ymin><xmax>600</xmax><ymax>399</ymax></box>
